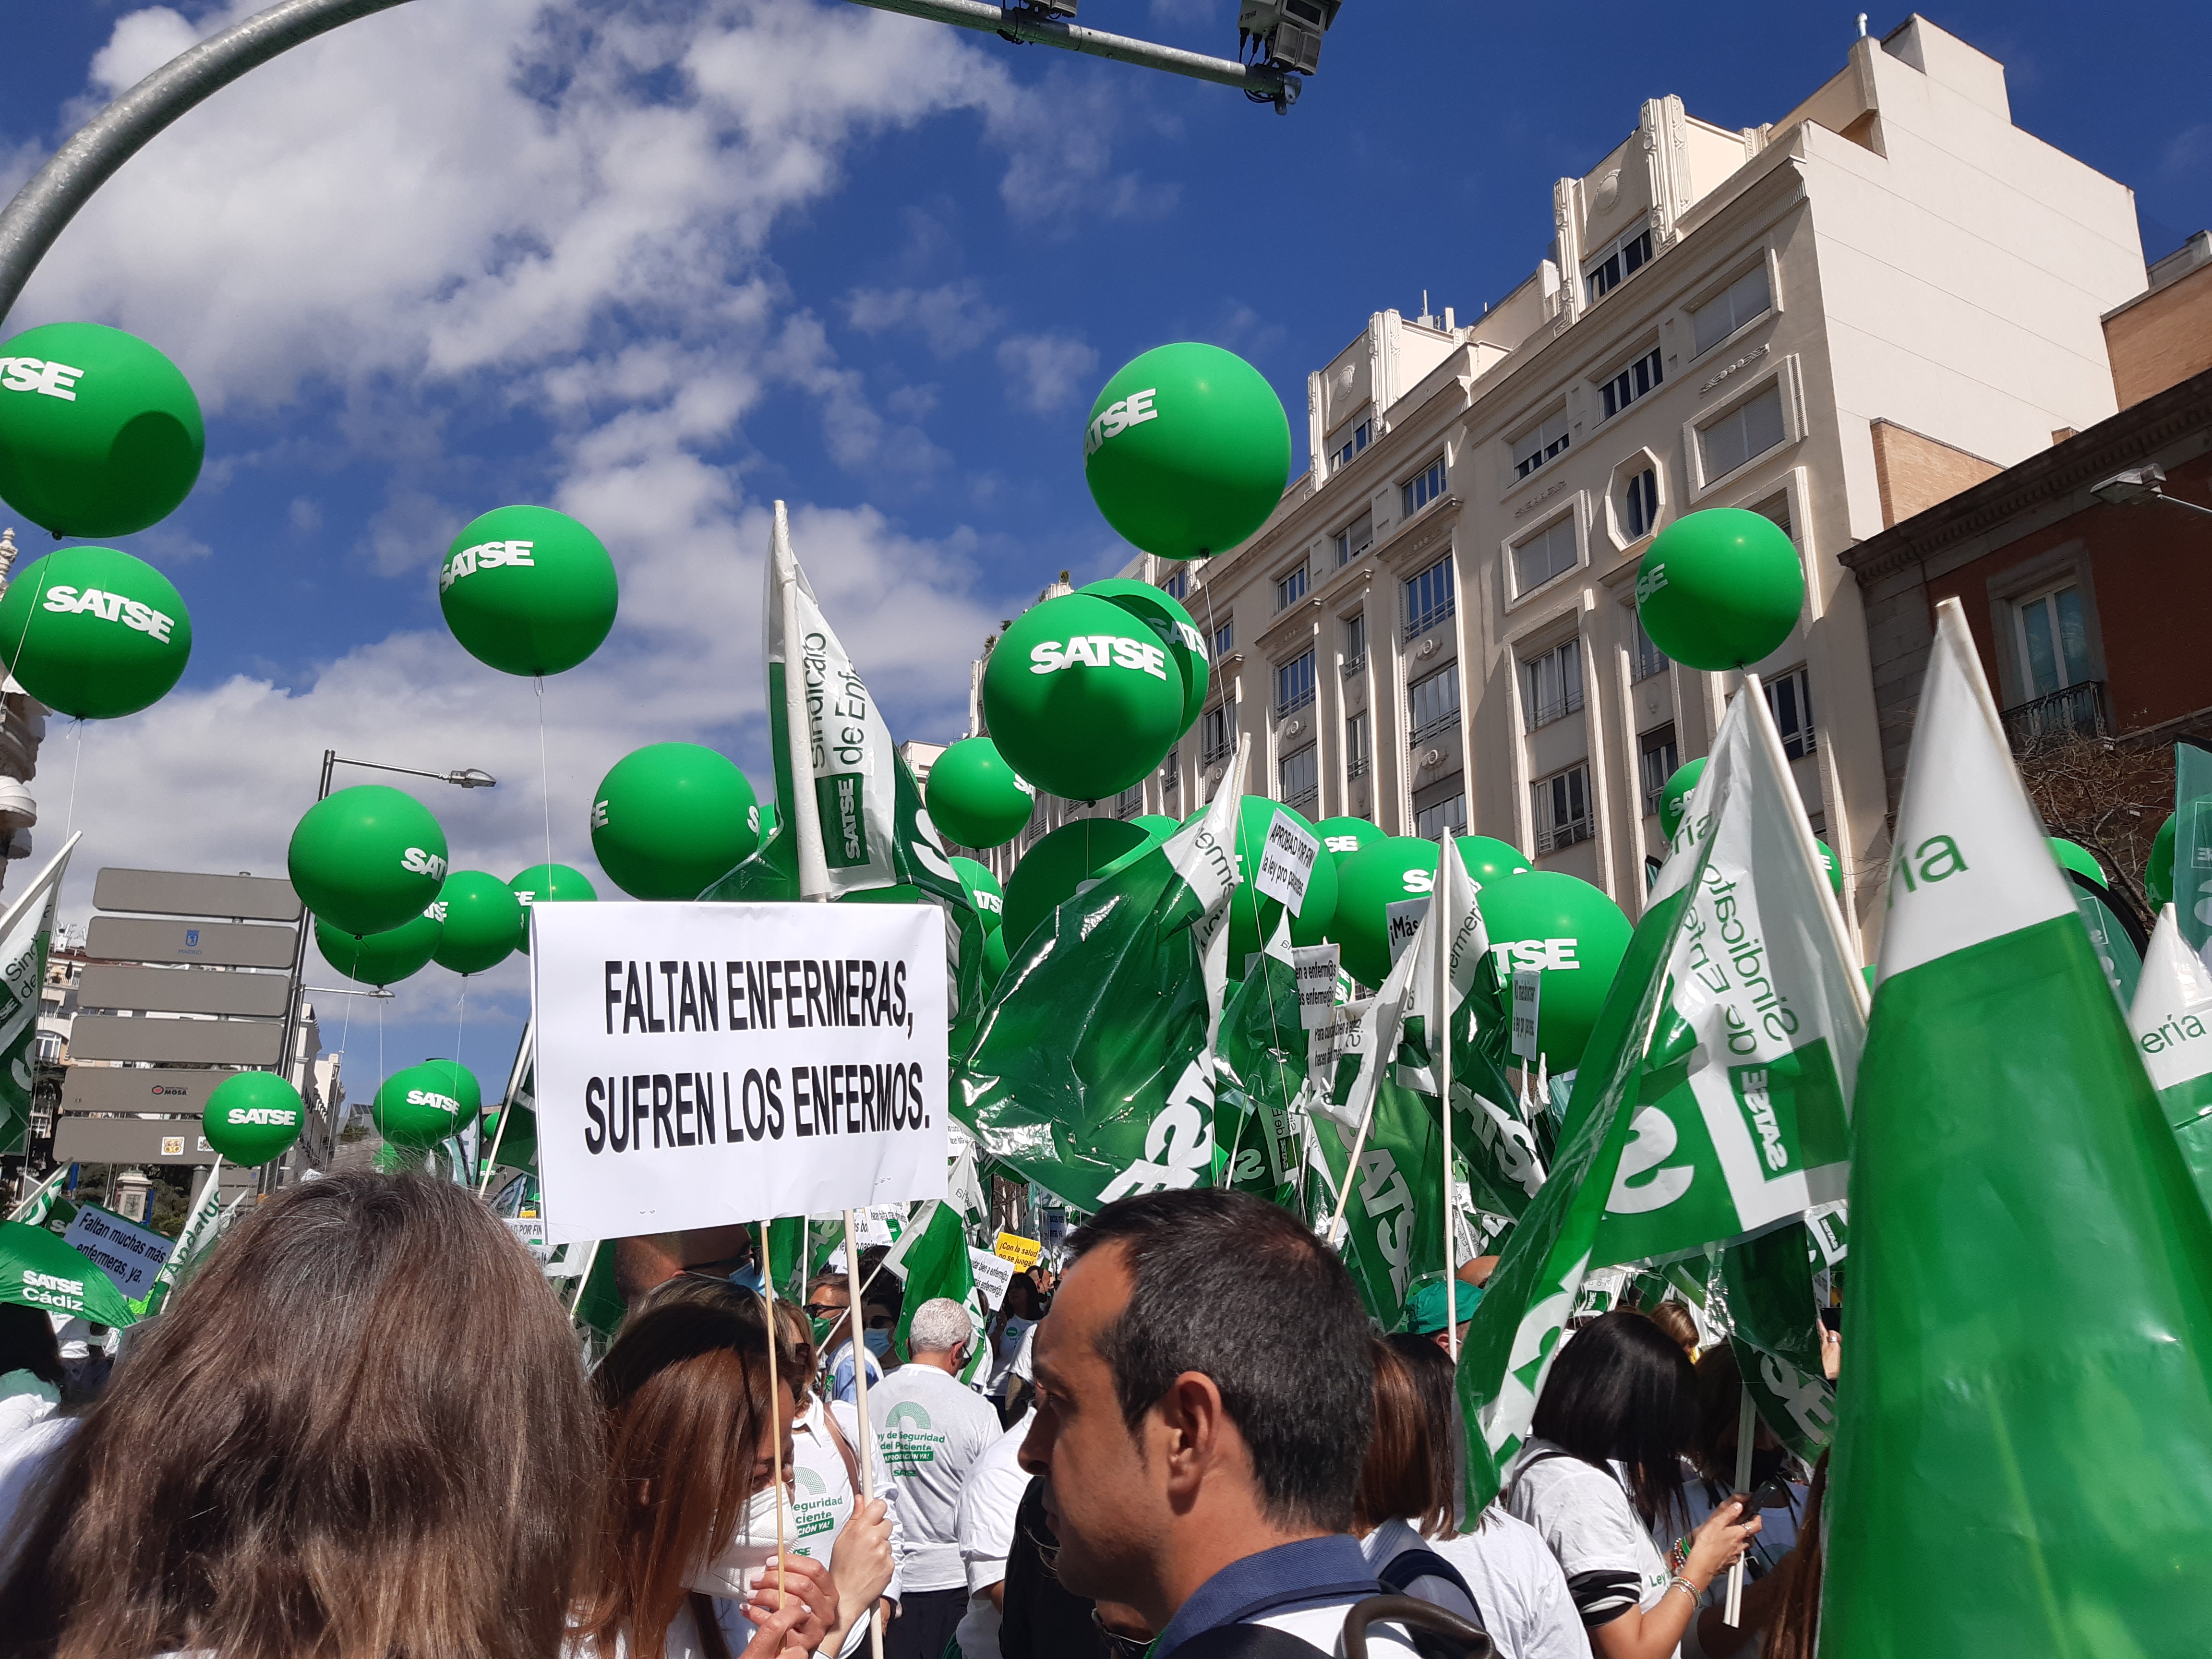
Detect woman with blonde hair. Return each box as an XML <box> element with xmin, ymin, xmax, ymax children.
<box><xmin>0</xmin><ymin>1169</ymin><xmax>603</xmax><ymax>1659</ymax></box>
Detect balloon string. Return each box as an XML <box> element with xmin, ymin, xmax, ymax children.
<box><xmin>62</xmin><ymin>719</ymin><xmax>84</xmax><ymax>844</ymax></box>
<box><xmin>536</xmin><ymin>675</ymin><xmax>553</xmax><ymax>882</ymax></box>
<box><xmin>1</xmin><ymin>564</ymin><xmax>53</xmax><ymax>693</ymax></box>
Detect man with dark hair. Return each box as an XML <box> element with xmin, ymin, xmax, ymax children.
<box><xmin>1017</xmin><ymin>1189</ymin><xmax>1417</xmax><ymax>1656</ymax></box>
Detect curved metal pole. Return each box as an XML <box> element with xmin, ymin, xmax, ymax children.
<box><xmin>0</xmin><ymin>0</ymin><xmax>417</xmax><ymax>331</ymax></box>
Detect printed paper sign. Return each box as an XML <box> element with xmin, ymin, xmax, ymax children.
<box><xmin>969</xmin><ymin>1246</ymin><xmax>1015</xmax><ymax>1311</ymax></box>
<box><xmin>1292</xmin><ymin>943</ymin><xmax>1342</xmax><ymax>1031</ymax></box>
<box><xmin>994</xmin><ymin>1230</ymin><xmax>1042</xmax><ymax>1270</ymax></box>
<box><xmin>62</xmin><ymin>1203</ymin><xmax>174</xmax><ymax>1299</ymax></box>
<box><xmin>1385</xmin><ymin>897</ymin><xmax>1430</xmax><ymax>967</ymax></box>
<box><xmin>1253</xmin><ymin>813</ymin><xmax>1322</xmax><ymax>915</ymax></box>
<box><xmin>532</xmin><ymin>901</ymin><xmax>950</xmax><ymax>1243</ymax></box>
<box><xmin>505</xmin><ymin>1216</ymin><xmax>553</xmax><ymax>1261</ymax></box>
<box><xmin>1510</xmin><ymin>969</ymin><xmax>1541</xmax><ymax>1062</ymax></box>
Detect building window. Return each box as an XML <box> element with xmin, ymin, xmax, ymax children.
<box><xmin>1404</xmin><ymin>557</ymin><xmax>1455</xmax><ymax>640</ymax></box>
<box><xmin>1022</xmin><ymin>809</ymin><xmax>1046</xmax><ymax>847</ymax></box>
<box><xmin>1414</xmin><ymin>787</ymin><xmax>1468</xmax><ymax>841</ymax></box>
<box><xmin>1512</xmin><ymin>516</ymin><xmax>1580</xmax><ymax>597</ymax></box>
<box><xmin>2014</xmin><ymin>585</ymin><xmax>2093</xmax><ymax>698</ymax></box>
<box><xmin>1766</xmin><ymin>666</ymin><xmax>1815</xmax><ymax>760</ymax></box>
<box><xmin>1211</xmin><ymin>618</ymin><xmax>1234</xmax><ymax>657</ymax></box>
<box><xmin>1521</xmin><ymin>638</ymin><xmax>1584</xmax><ymax>731</ymax></box>
<box><xmin>1513</xmin><ymin>414</ymin><xmax>1571</xmax><ymax>481</ymax></box>
<box><xmin>1276</xmin><ymin>649</ymin><xmax>1317</xmax><ymax>715</ymax></box>
<box><xmin>1697</xmin><ymin>385</ymin><xmax>1786</xmax><ymax>482</ymax></box>
<box><xmin>1334</xmin><ymin>511</ymin><xmax>1374</xmax><ymax>566</ymax></box>
<box><xmin>1201</xmin><ymin>699</ymin><xmax>1237</xmax><ymax>765</ymax></box>
<box><xmin>1274</xmin><ymin>564</ymin><xmax>1309</xmax><ymax>611</ymax></box>
<box><xmin>1692</xmin><ymin>261</ymin><xmax>1774</xmax><ymax>357</ymax></box>
<box><xmin>1346</xmin><ymin>710</ymin><xmax>1370</xmax><ymax>779</ymax></box>
<box><xmin>1115</xmin><ymin>784</ymin><xmax>1144</xmax><ymax>818</ymax></box>
<box><xmin>1402</xmin><ymin>456</ymin><xmax>1448</xmax><ymax>518</ymax></box>
<box><xmin>1622</xmin><ymin>466</ymin><xmax>1659</xmax><ymax>539</ymax></box>
<box><xmin>1160</xmin><ymin>567</ymin><xmax>1189</xmax><ymax>600</ymax></box>
<box><xmin>1599</xmin><ymin>348</ymin><xmax>1663</xmax><ymax>420</ymax></box>
<box><xmin>1342</xmin><ymin>611</ymin><xmax>1367</xmax><ymax>675</ymax></box>
<box><xmin>34</xmin><ymin>1033</ymin><xmax>60</xmax><ymax>1064</ymax></box>
<box><xmin>1638</xmin><ymin>723</ymin><xmax>1679</xmax><ymax>816</ymax></box>
<box><xmin>1331</xmin><ymin>416</ymin><xmax>1373</xmax><ymax>472</ymax></box>
<box><xmin>1409</xmin><ymin>662</ymin><xmax>1461</xmax><ymax>742</ymax></box>
<box><xmin>1629</xmin><ymin>612</ymin><xmax>1668</xmax><ymax>682</ymax></box>
<box><xmin>1161</xmin><ymin>747</ymin><xmax>1180</xmax><ymax>795</ymax></box>
<box><xmin>1533</xmin><ymin>763</ymin><xmax>1594</xmax><ymax>854</ymax></box>
<box><xmin>1584</xmin><ymin>225</ymin><xmax>1653</xmax><ymax>305</ymax></box>
<box><xmin>1279</xmin><ymin>745</ymin><xmax>1319</xmax><ymax>811</ymax></box>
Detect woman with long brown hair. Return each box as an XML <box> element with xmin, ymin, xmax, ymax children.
<box><xmin>575</xmin><ymin>1276</ymin><xmax>891</xmax><ymax>1658</ymax></box>
<box><xmin>0</xmin><ymin>1168</ymin><xmax>603</xmax><ymax>1659</ymax></box>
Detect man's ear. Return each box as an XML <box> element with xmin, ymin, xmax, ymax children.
<box><xmin>1154</xmin><ymin>1370</ymin><xmax>1230</xmax><ymax>1505</ymax></box>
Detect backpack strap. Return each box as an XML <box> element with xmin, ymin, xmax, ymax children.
<box><xmin>1169</xmin><ymin>1624</ymin><xmax>1334</xmax><ymax>1659</ymax></box>
<box><xmin>1375</xmin><ymin>1550</ymin><xmax>1484</xmax><ymax>1633</ymax></box>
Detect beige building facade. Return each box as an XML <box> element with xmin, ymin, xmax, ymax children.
<box><xmin>984</xmin><ymin>16</ymin><xmax>2153</xmax><ymax>950</ymax></box>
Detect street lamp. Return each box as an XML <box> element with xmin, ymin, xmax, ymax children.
<box><xmin>2091</xmin><ymin>463</ymin><xmax>2212</xmax><ymax>519</ymax></box>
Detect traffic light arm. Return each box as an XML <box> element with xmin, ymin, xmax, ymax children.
<box><xmin>842</xmin><ymin>0</ymin><xmax>1300</xmax><ymax>108</ymax></box>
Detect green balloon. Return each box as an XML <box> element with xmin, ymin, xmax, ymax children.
<box><xmin>1132</xmin><ymin>814</ymin><xmax>1181</xmax><ymax>838</ymax></box>
<box><xmin>1001</xmin><ymin>817</ymin><xmax>1156</xmax><ymax>952</ymax></box>
<box><xmin>926</xmin><ymin>736</ymin><xmax>1037</xmax><ymax>849</ymax></box>
<box><xmin>202</xmin><ymin>1072</ymin><xmax>305</xmax><ymax>1168</ymax></box>
<box><xmin>591</xmin><ymin>742</ymin><xmax>760</xmax><ymax>900</ymax></box>
<box><xmin>1636</xmin><ymin>509</ymin><xmax>1803</xmax><ymax>671</ymax></box>
<box><xmin>1455</xmin><ymin>835</ymin><xmax>1531</xmax><ymax>887</ymax></box>
<box><xmin>1229</xmin><ymin>797</ymin><xmax>1339</xmax><ymax>962</ymax></box>
<box><xmin>2046</xmin><ymin>837</ymin><xmax>2103</xmax><ymax>887</ymax></box>
<box><xmin>0</xmin><ymin>322</ymin><xmax>204</xmax><ymax>537</ymax></box>
<box><xmin>1815</xmin><ymin>838</ymin><xmax>1845</xmax><ymax>898</ymax></box>
<box><xmin>1478</xmin><ymin>871</ymin><xmax>1632</xmax><ymax>1070</ymax></box>
<box><xmin>1083</xmin><ymin>343</ymin><xmax>1291</xmax><ymax>560</ymax></box>
<box><xmin>0</xmin><ymin>546</ymin><xmax>192</xmax><ymax>719</ymax></box>
<box><xmin>981</xmin><ymin>925</ymin><xmax>1010</xmax><ymax>984</ymax></box>
<box><xmin>1658</xmin><ymin>757</ymin><xmax>1707</xmax><ymax>842</ymax></box>
<box><xmin>289</xmin><ymin>785</ymin><xmax>449</xmax><ymax>938</ymax></box>
<box><xmin>374</xmin><ymin>1061</ymin><xmax>472</xmax><ymax>1148</ymax></box>
<box><xmin>1077</xmin><ymin>577</ymin><xmax>1209</xmax><ymax>734</ymax></box>
<box><xmin>2148</xmin><ymin>813</ymin><xmax>2176</xmax><ymax>909</ymax></box>
<box><xmin>951</xmin><ymin>855</ymin><xmax>1004</xmax><ymax>933</ymax></box>
<box><xmin>1314</xmin><ymin>816</ymin><xmax>1385</xmax><ymax>861</ymax></box>
<box><xmin>842</xmin><ymin>883</ymin><xmax>927</xmax><ymax>906</ymax></box>
<box><xmin>316</xmin><ymin>911</ymin><xmax>441</xmax><ymax>988</ymax></box>
<box><xmin>982</xmin><ymin>593</ymin><xmax>1188</xmax><ymax>800</ymax></box>
<box><xmin>431</xmin><ymin>870</ymin><xmax>521</xmax><ymax>975</ymax></box>
<box><xmin>417</xmin><ymin>1058</ymin><xmax>483</xmax><ymax>1134</ymax></box>
<box><xmin>439</xmin><ymin>504</ymin><xmax>618</xmax><ymax>677</ymax></box>
<box><xmin>510</xmin><ymin>863</ymin><xmax>597</xmax><ymax>953</ymax></box>
<box><xmin>1328</xmin><ymin>836</ymin><xmax>1440</xmax><ymax>988</ymax></box>
<box><xmin>1863</xmin><ymin>963</ymin><xmax>1877</xmax><ymax>993</ymax></box>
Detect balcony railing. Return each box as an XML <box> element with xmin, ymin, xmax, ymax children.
<box><xmin>1346</xmin><ymin>756</ymin><xmax>1370</xmax><ymax>781</ymax></box>
<box><xmin>1275</xmin><ymin>685</ymin><xmax>1315</xmax><ymax>718</ymax></box>
<box><xmin>1201</xmin><ymin>736</ymin><xmax>1234</xmax><ymax>766</ymax></box>
<box><xmin>1524</xmin><ymin>687</ymin><xmax>1585</xmax><ymax>732</ymax></box>
<box><xmin>1405</xmin><ymin>597</ymin><xmax>1455</xmax><ymax>642</ymax></box>
<box><xmin>1285</xmin><ymin>788</ymin><xmax>1319</xmax><ymax>817</ymax></box>
<box><xmin>1341</xmin><ymin>652</ymin><xmax>1367</xmax><ymax>679</ymax></box>
<box><xmin>1535</xmin><ymin>817</ymin><xmax>1594</xmax><ymax>855</ymax></box>
<box><xmin>1409</xmin><ymin>710</ymin><xmax>1460</xmax><ymax>745</ymax></box>
<box><xmin>2001</xmin><ymin>680</ymin><xmax>2108</xmax><ymax>748</ymax></box>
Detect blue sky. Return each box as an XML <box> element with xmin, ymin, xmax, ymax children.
<box><xmin>4</xmin><ymin>0</ymin><xmax>2208</xmax><ymax>1105</ymax></box>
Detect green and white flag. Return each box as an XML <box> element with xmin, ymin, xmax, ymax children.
<box><xmin>883</xmin><ymin>1197</ymin><xmax>990</xmax><ymax>1384</ymax></box>
<box><xmin>960</xmin><ymin>747</ymin><xmax>1244</xmax><ymax>1213</ymax></box>
<box><xmin>2129</xmin><ymin>902</ymin><xmax>2212</xmax><ymax>1212</ymax></box>
<box><xmin>7</xmin><ymin>1162</ymin><xmax>69</xmax><ymax>1227</ymax></box>
<box><xmin>1213</xmin><ymin>914</ymin><xmax>1311</xmax><ymax>1199</ymax></box>
<box><xmin>1717</xmin><ymin>1221</ymin><xmax>1835</xmax><ymax>1464</ymax></box>
<box><xmin>144</xmin><ymin>1157</ymin><xmax>232</xmax><ymax>1313</ymax></box>
<box><xmin>1823</xmin><ymin>599</ymin><xmax>2212</xmax><ymax>1657</ymax></box>
<box><xmin>0</xmin><ymin>833</ymin><xmax>76</xmax><ymax>1154</ymax></box>
<box><xmin>1589</xmin><ymin>682</ymin><xmax>1864</xmax><ymax>1267</ymax></box>
<box><xmin>2068</xmin><ymin>869</ymin><xmax>2144</xmax><ymax>1007</ymax></box>
<box><xmin>2172</xmin><ymin>736</ymin><xmax>2212</xmax><ymax>968</ymax></box>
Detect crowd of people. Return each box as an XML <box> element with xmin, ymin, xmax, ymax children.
<box><xmin>0</xmin><ymin>1172</ymin><xmax>1836</xmax><ymax>1659</ymax></box>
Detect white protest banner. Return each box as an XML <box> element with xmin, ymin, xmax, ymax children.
<box><xmin>1385</xmin><ymin>897</ymin><xmax>1429</xmax><ymax>968</ymax></box>
<box><xmin>62</xmin><ymin>1203</ymin><xmax>173</xmax><ymax>1300</ymax></box>
<box><xmin>969</xmin><ymin>1245</ymin><xmax>1015</xmax><ymax>1311</ymax></box>
<box><xmin>1510</xmin><ymin>969</ymin><xmax>1541</xmax><ymax>1062</ymax></box>
<box><xmin>1254</xmin><ymin>812</ymin><xmax>1322</xmax><ymax>914</ymax></box>
<box><xmin>532</xmin><ymin>901</ymin><xmax>950</xmax><ymax>1243</ymax></box>
<box><xmin>1292</xmin><ymin>943</ymin><xmax>1342</xmax><ymax>1031</ymax></box>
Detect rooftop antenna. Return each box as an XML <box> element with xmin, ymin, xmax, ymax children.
<box><xmin>1857</xmin><ymin>13</ymin><xmax>1868</xmax><ymax>36</ymax></box>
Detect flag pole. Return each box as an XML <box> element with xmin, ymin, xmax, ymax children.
<box><xmin>1437</xmin><ymin>830</ymin><xmax>1459</xmax><ymax>1361</ymax></box>
<box><xmin>565</xmin><ymin>1238</ymin><xmax>601</xmax><ymax>1314</ymax></box>
<box><xmin>760</xmin><ymin>1221</ymin><xmax>789</xmax><ymax>1608</ymax></box>
<box><xmin>1724</xmin><ymin>1385</ymin><xmax>1756</xmax><ymax>1624</ymax></box>
<box><xmin>844</xmin><ymin>1206</ymin><xmax>887</xmax><ymax>1659</ymax></box>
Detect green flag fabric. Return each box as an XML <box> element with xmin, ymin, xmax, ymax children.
<box><xmin>1212</xmin><ymin>916</ymin><xmax>1313</xmax><ymax>1198</ymax></box>
<box><xmin>7</xmin><ymin>1164</ymin><xmax>69</xmax><ymax>1227</ymax></box>
<box><xmin>2172</xmin><ymin>736</ymin><xmax>2212</xmax><ymax>966</ymax></box>
<box><xmin>1717</xmin><ymin>1221</ymin><xmax>1836</xmax><ymax>1463</ymax></box>
<box><xmin>2128</xmin><ymin>903</ymin><xmax>2212</xmax><ymax>1212</ymax></box>
<box><xmin>144</xmin><ymin>1158</ymin><xmax>231</xmax><ymax>1313</ymax></box>
<box><xmin>883</xmin><ymin>1198</ymin><xmax>989</xmax><ymax>1385</ymax></box>
<box><xmin>2068</xmin><ymin>869</ymin><xmax>2144</xmax><ymax>1007</ymax></box>
<box><xmin>960</xmin><ymin>753</ymin><xmax>1244</xmax><ymax>1213</ymax></box>
<box><xmin>1587</xmin><ymin>680</ymin><xmax>1864</xmax><ymax>1268</ymax></box>
<box><xmin>1822</xmin><ymin>599</ymin><xmax>2212</xmax><ymax>1657</ymax></box>
<box><xmin>0</xmin><ymin>841</ymin><xmax>69</xmax><ymax>1153</ymax></box>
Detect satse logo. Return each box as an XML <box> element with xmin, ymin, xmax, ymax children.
<box><xmin>0</xmin><ymin>358</ymin><xmax>85</xmax><ymax>401</ymax></box>
<box><xmin>224</xmin><ymin>1106</ymin><xmax>299</xmax><ymax>1127</ymax></box>
<box><xmin>401</xmin><ymin>846</ymin><xmax>447</xmax><ymax>881</ymax></box>
<box><xmin>39</xmin><ymin>586</ymin><xmax>176</xmax><ymax>643</ymax></box>
<box><xmin>1635</xmin><ymin>563</ymin><xmax>1668</xmax><ymax>604</ymax></box>
<box><xmin>1028</xmin><ymin>636</ymin><xmax>1170</xmax><ymax>681</ymax></box>
<box><xmin>1083</xmin><ymin>387</ymin><xmax>1158</xmax><ymax>456</ymax></box>
<box><xmin>407</xmin><ymin>1089</ymin><xmax>460</xmax><ymax>1115</ymax></box>
<box><xmin>440</xmin><ymin>540</ymin><xmax>536</xmax><ymax>592</ymax></box>
<box><xmin>1490</xmin><ymin>937</ymin><xmax>1579</xmax><ymax>973</ymax></box>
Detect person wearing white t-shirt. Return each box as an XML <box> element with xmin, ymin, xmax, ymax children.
<box><xmin>1504</xmin><ymin>1312</ymin><xmax>1758</xmax><ymax>1659</ymax></box>
<box><xmin>952</xmin><ymin>1410</ymin><xmax>1033</xmax><ymax>1659</ymax></box>
<box><xmin>868</xmin><ymin>1298</ymin><xmax>1002</xmax><ymax>1659</ymax></box>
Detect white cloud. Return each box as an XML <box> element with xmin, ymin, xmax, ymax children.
<box><xmin>843</xmin><ymin>280</ymin><xmax>1003</xmax><ymax>359</ymax></box>
<box><xmin>996</xmin><ymin>331</ymin><xmax>1099</xmax><ymax>412</ymax></box>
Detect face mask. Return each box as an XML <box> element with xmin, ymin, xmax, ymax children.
<box><xmin>809</xmin><ymin>1314</ymin><xmax>840</xmax><ymax>1349</ymax></box>
<box><xmin>863</xmin><ymin>1328</ymin><xmax>893</xmax><ymax>1359</ymax></box>
<box><xmin>685</xmin><ymin>1478</ymin><xmax>787</xmax><ymax>1599</ymax></box>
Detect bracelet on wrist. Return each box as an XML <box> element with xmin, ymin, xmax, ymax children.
<box><xmin>1666</xmin><ymin>1574</ymin><xmax>1701</xmax><ymax>1604</ymax></box>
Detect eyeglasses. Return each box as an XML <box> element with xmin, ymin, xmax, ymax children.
<box><xmin>802</xmin><ymin>1303</ymin><xmax>844</xmax><ymax>1319</ymax></box>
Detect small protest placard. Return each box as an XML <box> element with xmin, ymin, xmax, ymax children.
<box><xmin>969</xmin><ymin>1246</ymin><xmax>1015</xmax><ymax>1311</ymax></box>
<box><xmin>1291</xmin><ymin>943</ymin><xmax>1341</xmax><ymax>1031</ymax></box>
<box><xmin>62</xmin><ymin>1203</ymin><xmax>174</xmax><ymax>1301</ymax></box>
<box><xmin>1510</xmin><ymin>969</ymin><xmax>1541</xmax><ymax>1062</ymax></box>
<box><xmin>994</xmin><ymin>1230</ymin><xmax>1042</xmax><ymax>1270</ymax></box>
<box><xmin>1385</xmin><ymin>897</ymin><xmax>1430</xmax><ymax>967</ymax></box>
<box><xmin>1253</xmin><ymin>813</ymin><xmax>1322</xmax><ymax>915</ymax></box>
